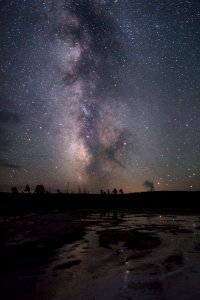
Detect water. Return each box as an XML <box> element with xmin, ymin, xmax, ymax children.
<box><xmin>1</xmin><ymin>211</ymin><xmax>200</xmax><ymax>300</ymax></box>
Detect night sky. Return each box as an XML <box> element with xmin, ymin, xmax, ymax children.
<box><xmin>0</xmin><ymin>0</ymin><xmax>200</xmax><ymax>193</ymax></box>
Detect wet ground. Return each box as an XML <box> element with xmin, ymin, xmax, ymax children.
<box><xmin>1</xmin><ymin>210</ymin><xmax>200</xmax><ymax>300</ymax></box>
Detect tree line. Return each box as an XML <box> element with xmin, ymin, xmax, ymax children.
<box><xmin>11</xmin><ymin>185</ymin><xmax>124</xmax><ymax>194</ymax></box>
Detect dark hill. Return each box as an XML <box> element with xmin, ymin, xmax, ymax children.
<box><xmin>0</xmin><ymin>191</ymin><xmax>199</xmax><ymax>216</ymax></box>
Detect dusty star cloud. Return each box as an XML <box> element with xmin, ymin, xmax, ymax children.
<box><xmin>0</xmin><ymin>0</ymin><xmax>200</xmax><ymax>192</ymax></box>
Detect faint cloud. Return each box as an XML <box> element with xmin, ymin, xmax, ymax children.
<box><xmin>0</xmin><ymin>110</ymin><xmax>20</xmax><ymax>124</ymax></box>
<box><xmin>0</xmin><ymin>160</ymin><xmax>22</xmax><ymax>169</ymax></box>
<box><xmin>0</xmin><ymin>110</ymin><xmax>21</xmax><ymax>152</ymax></box>
<box><xmin>0</xmin><ymin>128</ymin><xmax>12</xmax><ymax>152</ymax></box>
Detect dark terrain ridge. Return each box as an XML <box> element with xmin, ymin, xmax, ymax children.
<box><xmin>0</xmin><ymin>191</ymin><xmax>199</xmax><ymax>216</ymax></box>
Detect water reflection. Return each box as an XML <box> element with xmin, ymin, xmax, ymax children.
<box><xmin>1</xmin><ymin>212</ymin><xmax>200</xmax><ymax>300</ymax></box>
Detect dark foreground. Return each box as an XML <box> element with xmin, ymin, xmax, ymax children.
<box><xmin>1</xmin><ymin>209</ymin><xmax>200</xmax><ymax>300</ymax></box>
<box><xmin>0</xmin><ymin>191</ymin><xmax>200</xmax><ymax>216</ymax></box>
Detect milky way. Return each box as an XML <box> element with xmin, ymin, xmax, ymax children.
<box><xmin>0</xmin><ymin>0</ymin><xmax>200</xmax><ymax>192</ymax></box>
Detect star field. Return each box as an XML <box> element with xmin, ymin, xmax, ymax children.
<box><xmin>0</xmin><ymin>0</ymin><xmax>200</xmax><ymax>192</ymax></box>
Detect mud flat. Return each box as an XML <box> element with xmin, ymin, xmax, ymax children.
<box><xmin>1</xmin><ymin>211</ymin><xmax>200</xmax><ymax>300</ymax></box>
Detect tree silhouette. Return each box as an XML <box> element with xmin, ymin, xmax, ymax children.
<box><xmin>11</xmin><ymin>187</ymin><xmax>18</xmax><ymax>194</ymax></box>
<box><xmin>24</xmin><ymin>184</ymin><xmax>30</xmax><ymax>193</ymax></box>
<box><xmin>35</xmin><ymin>184</ymin><xmax>45</xmax><ymax>194</ymax></box>
<box><xmin>119</xmin><ymin>188</ymin><xmax>124</xmax><ymax>194</ymax></box>
<box><xmin>112</xmin><ymin>188</ymin><xmax>118</xmax><ymax>194</ymax></box>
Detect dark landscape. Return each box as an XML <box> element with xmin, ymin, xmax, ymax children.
<box><xmin>0</xmin><ymin>192</ymin><xmax>200</xmax><ymax>300</ymax></box>
<box><xmin>0</xmin><ymin>191</ymin><xmax>199</xmax><ymax>216</ymax></box>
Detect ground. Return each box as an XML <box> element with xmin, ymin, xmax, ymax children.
<box><xmin>1</xmin><ymin>210</ymin><xmax>200</xmax><ymax>300</ymax></box>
